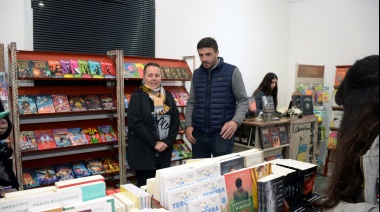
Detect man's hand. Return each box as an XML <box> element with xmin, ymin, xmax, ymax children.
<box><xmin>0</xmin><ymin>119</ymin><xmax>8</xmax><ymax>135</ymax></box>
<box><xmin>155</xmin><ymin>141</ymin><xmax>168</xmax><ymax>152</ymax></box>
<box><xmin>185</xmin><ymin>127</ymin><xmax>196</xmax><ymax>144</ymax></box>
<box><xmin>221</xmin><ymin>121</ymin><xmax>238</xmax><ymax>139</ymax></box>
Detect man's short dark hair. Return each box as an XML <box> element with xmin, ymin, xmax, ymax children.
<box><xmin>235</xmin><ymin>178</ymin><xmax>243</xmax><ymax>188</ymax></box>
<box><xmin>197</xmin><ymin>37</ymin><xmax>219</xmax><ymax>52</ymax></box>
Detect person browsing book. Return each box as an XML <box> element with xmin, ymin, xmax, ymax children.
<box><xmin>127</xmin><ymin>62</ymin><xmax>179</xmax><ymax>187</ymax></box>
<box><xmin>185</xmin><ymin>37</ymin><xmax>249</xmax><ymax>158</ymax></box>
<box><xmin>318</xmin><ymin>55</ymin><xmax>379</xmax><ymax>211</ymax></box>
<box><xmin>252</xmin><ymin>72</ymin><xmax>279</xmax><ymax>115</ymax></box>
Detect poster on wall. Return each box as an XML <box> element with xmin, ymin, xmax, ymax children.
<box><xmin>289</xmin><ymin>121</ymin><xmax>317</xmax><ymax>164</ymax></box>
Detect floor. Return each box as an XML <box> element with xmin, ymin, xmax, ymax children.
<box><xmin>314</xmin><ymin>167</ymin><xmax>331</xmax><ymax>196</ymax></box>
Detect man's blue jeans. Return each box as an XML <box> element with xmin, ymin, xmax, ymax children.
<box><xmin>192</xmin><ymin>129</ymin><xmax>235</xmax><ymax>158</ymax></box>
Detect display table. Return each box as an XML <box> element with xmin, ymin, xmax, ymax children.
<box><xmin>236</xmin><ymin>115</ymin><xmax>318</xmax><ymax>163</ymax></box>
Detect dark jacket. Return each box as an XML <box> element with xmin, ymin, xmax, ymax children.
<box><xmin>127</xmin><ymin>89</ymin><xmax>179</xmax><ymax>170</ymax></box>
<box><xmin>192</xmin><ymin>58</ymin><xmax>236</xmax><ymax>132</ymax></box>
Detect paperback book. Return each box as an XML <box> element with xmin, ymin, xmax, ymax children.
<box><xmin>198</xmin><ymin>176</ymin><xmax>228</xmax><ymax>212</ymax></box>
<box><xmin>182</xmin><ymin>68</ymin><xmax>190</xmax><ymax>80</ymax></box>
<box><xmin>84</xmin><ymin>94</ymin><xmax>102</xmax><ymax>110</ymax></box>
<box><xmin>220</xmin><ymin>156</ymin><xmax>245</xmax><ymax>175</ymax></box>
<box><xmin>48</xmin><ymin>60</ymin><xmax>63</xmax><ymax>78</ymax></box>
<box><xmin>70</xmin><ymin>59</ymin><xmax>82</xmax><ymax>78</ymax></box>
<box><xmin>246</xmin><ymin>97</ymin><xmax>258</xmax><ymax>119</ymax></box>
<box><xmin>99</xmin><ymin>94</ymin><xmax>116</xmax><ymax>110</ymax></box>
<box><xmin>100</xmin><ymin>61</ymin><xmax>116</xmax><ymax>78</ymax></box>
<box><xmin>85</xmin><ymin>158</ymin><xmax>105</xmax><ymax>175</ymax></box>
<box><xmin>22</xmin><ymin>168</ymin><xmax>40</xmax><ymax>189</ymax></box>
<box><xmin>98</xmin><ymin>125</ymin><xmax>117</xmax><ymax>142</ymax></box>
<box><xmin>34</xmin><ymin>129</ymin><xmax>57</xmax><ymax>150</ymax></box>
<box><xmin>83</xmin><ymin>127</ymin><xmax>102</xmax><ymax>144</ymax></box>
<box><xmin>134</xmin><ymin>63</ymin><xmax>145</xmax><ymax>78</ymax></box>
<box><xmin>100</xmin><ymin>157</ymin><xmax>120</xmax><ymax>173</ymax></box>
<box><xmin>18</xmin><ymin>95</ymin><xmax>37</xmax><ymax>115</ymax></box>
<box><xmin>259</xmin><ymin>127</ymin><xmax>272</xmax><ymax>149</ymax></box>
<box><xmin>124</xmin><ymin>63</ymin><xmax>139</xmax><ymax>78</ymax></box>
<box><xmin>36</xmin><ymin>95</ymin><xmax>56</xmax><ymax>114</ymax></box>
<box><xmin>257</xmin><ymin>173</ymin><xmax>285</xmax><ymax>212</ymax></box>
<box><xmin>35</xmin><ymin>166</ymin><xmax>58</xmax><ymax>185</ymax></box>
<box><xmin>88</xmin><ymin>60</ymin><xmax>104</xmax><ymax>78</ymax></box>
<box><xmin>52</xmin><ymin>94</ymin><xmax>71</xmax><ymax>112</ymax></box>
<box><xmin>251</xmin><ymin>162</ymin><xmax>273</xmax><ymax>211</ymax></box>
<box><xmin>32</xmin><ymin>60</ymin><xmax>51</xmax><ymax>78</ymax></box>
<box><xmin>52</xmin><ymin>128</ymin><xmax>72</xmax><ymax>147</ymax></box>
<box><xmin>69</xmin><ymin>95</ymin><xmax>88</xmax><ymax>112</ymax></box>
<box><xmin>278</xmin><ymin>124</ymin><xmax>289</xmax><ymax>145</ymax></box>
<box><xmin>269</xmin><ymin>126</ymin><xmax>281</xmax><ymax>147</ymax></box>
<box><xmin>67</xmin><ymin>128</ymin><xmax>89</xmax><ymax>146</ymax></box>
<box><xmin>78</xmin><ymin>60</ymin><xmax>92</xmax><ymax>78</ymax></box>
<box><xmin>54</xmin><ymin>163</ymin><xmax>75</xmax><ymax>181</ymax></box>
<box><xmin>163</xmin><ymin>67</ymin><xmax>173</xmax><ymax>79</ymax></box>
<box><xmin>20</xmin><ymin>131</ymin><xmax>38</xmax><ymax>152</ymax></box>
<box><xmin>17</xmin><ymin>60</ymin><xmax>33</xmax><ymax>78</ymax></box>
<box><xmin>61</xmin><ymin>59</ymin><xmax>73</xmax><ymax>78</ymax></box>
<box><xmin>72</xmin><ymin>161</ymin><xmax>91</xmax><ymax>178</ymax></box>
<box><xmin>224</xmin><ymin>168</ymin><xmax>254</xmax><ymax>212</ymax></box>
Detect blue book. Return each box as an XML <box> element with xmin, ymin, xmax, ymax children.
<box><xmin>72</xmin><ymin>161</ymin><xmax>91</xmax><ymax>178</ymax></box>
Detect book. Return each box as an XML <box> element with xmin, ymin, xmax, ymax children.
<box><xmin>160</xmin><ymin>67</ymin><xmax>166</xmax><ymax>79</ymax></box>
<box><xmin>174</xmin><ymin>93</ymin><xmax>185</xmax><ymax>106</ymax></box>
<box><xmin>35</xmin><ymin>166</ymin><xmax>58</xmax><ymax>185</ymax></box>
<box><xmin>261</xmin><ymin>95</ymin><xmax>275</xmax><ymax>115</ymax></box>
<box><xmin>170</xmin><ymin>67</ymin><xmax>180</xmax><ymax>79</ymax></box>
<box><xmin>257</xmin><ymin>173</ymin><xmax>285</xmax><ymax>212</ymax></box>
<box><xmin>264</xmin><ymin>153</ymin><xmax>283</xmax><ymax>162</ymax></box>
<box><xmin>124</xmin><ymin>63</ymin><xmax>139</xmax><ymax>78</ymax></box>
<box><xmin>166</xmin><ymin>184</ymin><xmax>199</xmax><ymax>211</ymax></box>
<box><xmin>68</xmin><ymin>95</ymin><xmax>88</xmax><ymax>112</ymax></box>
<box><xmin>278</xmin><ymin>124</ymin><xmax>289</xmax><ymax>145</ymax></box>
<box><xmin>269</xmin><ymin>126</ymin><xmax>281</xmax><ymax>147</ymax></box>
<box><xmin>172</xmin><ymin>141</ymin><xmax>191</xmax><ymax>160</ymax></box>
<box><xmin>246</xmin><ymin>97</ymin><xmax>258</xmax><ymax>119</ymax></box>
<box><xmin>36</xmin><ymin>95</ymin><xmax>56</xmax><ymax>114</ymax></box>
<box><xmin>54</xmin><ymin>163</ymin><xmax>75</xmax><ymax>182</ymax></box>
<box><xmin>85</xmin><ymin>158</ymin><xmax>105</xmax><ymax>175</ymax></box>
<box><xmin>70</xmin><ymin>59</ymin><xmax>82</xmax><ymax>78</ymax></box>
<box><xmin>98</xmin><ymin>125</ymin><xmax>117</xmax><ymax>142</ymax></box>
<box><xmin>175</xmin><ymin>67</ymin><xmax>184</xmax><ymax>79</ymax></box>
<box><xmin>88</xmin><ymin>60</ymin><xmax>104</xmax><ymax>78</ymax></box>
<box><xmin>259</xmin><ymin>127</ymin><xmax>272</xmax><ymax>149</ymax></box>
<box><xmin>52</xmin><ymin>94</ymin><xmax>71</xmax><ymax>112</ymax></box>
<box><xmin>27</xmin><ymin>188</ymin><xmax>82</xmax><ymax>211</ymax></box>
<box><xmin>113</xmin><ymin>193</ymin><xmax>136</xmax><ymax>211</ymax></box>
<box><xmin>300</xmin><ymin>95</ymin><xmax>314</xmax><ymax>116</ymax></box>
<box><xmin>197</xmin><ymin>176</ymin><xmax>228</xmax><ymax>211</ymax></box>
<box><xmin>239</xmin><ymin>149</ymin><xmax>263</xmax><ymax>168</ymax></box>
<box><xmin>100</xmin><ymin>61</ymin><xmax>116</xmax><ymax>78</ymax></box>
<box><xmin>67</xmin><ymin>128</ymin><xmax>89</xmax><ymax>146</ymax></box>
<box><xmin>251</xmin><ymin>162</ymin><xmax>273</xmax><ymax>211</ymax></box>
<box><xmin>20</xmin><ymin>131</ymin><xmax>38</xmax><ymax>152</ymax></box>
<box><xmin>83</xmin><ymin>127</ymin><xmax>103</xmax><ymax>144</ymax></box>
<box><xmin>18</xmin><ymin>95</ymin><xmax>37</xmax><ymax>115</ymax></box>
<box><xmin>99</xmin><ymin>94</ymin><xmax>116</xmax><ymax>110</ymax></box>
<box><xmin>78</xmin><ymin>60</ymin><xmax>92</xmax><ymax>78</ymax></box>
<box><xmin>52</xmin><ymin>128</ymin><xmax>72</xmax><ymax>147</ymax></box>
<box><xmin>55</xmin><ymin>175</ymin><xmax>104</xmax><ymax>189</ymax></box>
<box><xmin>327</xmin><ymin>131</ymin><xmax>338</xmax><ymax>150</ymax></box>
<box><xmin>17</xmin><ymin>60</ymin><xmax>33</xmax><ymax>78</ymax></box>
<box><xmin>61</xmin><ymin>59</ymin><xmax>73</xmax><ymax>78</ymax></box>
<box><xmin>34</xmin><ymin>129</ymin><xmax>57</xmax><ymax>150</ymax></box>
<box><xmin>238</xmin><ymin>125</ymin><xmax>252</xmax><ymax>145</ymax></box>
<box><xmin>101</xmin><ymin>157</ymin><xmax>120</xmax><ymax>173</ymax></box>
<box><xmin>48</xmin><ymin>60</ymin><xmax>63</xmax><ymax>78</ymax></box>
<box><xmin>22</xmin><ymin>168</ymin><xmax>40</xmax><ymax>189</ymax></box>
<box><xmin>224</xmin><ymin>168</ymin><xmax>254</xmax><ymax>212</ymax></box>
<box><xmin>178</xmin><ymin>92</ymin><xmax>189</xmax><ymax>106</ymax></box>
<box><xmin>134</xmin><ymin>63</ymin><xmax>145</xmax><ymax>78</ymax></box>
<box><xmin>334</xmin><ymin>67</ymin><xmax>349</xmax><ymax>86</ymax></box>
<box><xmin>182</xmin><ymin>68</ymin><xmax>191</xmax><ymax>80</ymax></box>
<box><xmin>272</xmin><ymin>164</ymin><xmax>297</xmax><ymax>208</ymax></box>
<box><xmin>32</xmin><ymin>60</ymin><xmax>51</xmax><ymax>78</ymax></box>
<box><xmin>84</xmin><ymin>94</ymin><xmax>102</xmax><ymax>110</ymax></box>
<box><xmin>63</xmin><ymin>196</ymin><xmax>114</xmax><ymax>212</ymax></box>
<box><xmin>330</xmin><ymin>111</ymin><xmax>344</xmax><ymax>128</ymax></box>
<box><xmin>124</xmin><ymin>94</ymin><xmax>131</xmax><ymax>108</ymax></box>
<box><xmin>58</xmin><ymin>181</ymin><xmax>106</xmax><ymax>202</ymax></box>
<box><xmin>220</xmin><ymin>156</ymin><xmax>245</xmax><ymax>175</ymax></box>
<box><xmin>171</xmin><ymin>93</ymin><xmax>180</xmax><ymax>107</ymax></box>
<box><xmin>34</xmin><ymin>206</ymin><xmax>63</xmax><ymax>212</ymax></box>
<box><xmin>72</xmin><ymin>161</ymin><xmax>91</xmax><ymax>178</ymax></box>
<box><xmin>163</xmin><ymin>67</ymin><xmax>173</xmax><ymax>79</ymax></box>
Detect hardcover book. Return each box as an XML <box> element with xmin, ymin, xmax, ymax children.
<box><xmin>72</xmin><ymin>161</ymin><xmax>91</xmax><ymax>178</ymax></box>
<box><xmin>98</xmin><ymin>125</ymin><xmax>117</xmax><ymax>142</ymax></box>
<box><xmin>78</xmin><ymin>60</ymin><xmax>92</xmax><ymax>78</ymax></box>
<box><xmin>224</xmin><ymin>168</ymin><xmax>254</xmax><ymax>212</ymax></box>
<box><xmin>36</xmin><ymin>95</ymin><xmax>56</xmax><ymax>114</ymax></box>
<box><xmin>85</xmin><ymin>158</ymin><xmax>105</xmax><ymax>175</ymax></box>
<box><xmin>300</xmin><ymin>95</ymin><xmax>314</xmax><ymax>116</ymax></box>
<box><xmin>35</xmin><ymin>166</ymin><xmax>58</xmax><ymax>185</ymax></box>
<box><xmin>52</xmin><ymin>94</ymin><xmax>71</xmax><ymax>113</ymax></box>
<box><xmin>88</xmin><ymin>60</ymin><xmax>104</xmax><ymax>78</ymax></box>
<box><xmin>269</xmin><ymin>126</ymin><xmax>281</xmax><ymax>147</ymax></box>
<box><xmin>32</xmin><ymin>60</ymin><xmax>51</xmax><ymax>78</ymax></box>
<box><xmin>52</xmin><ymin>128</ymin><xmax>72</xmax><ymax>148</ymax></box>
<box><xmin>124</xmin><ymin>63</ymin><xmax>139</xmax><ymax>78</ymax></box>
<box><xmin>20</xmin><ymin>131</ymin><xmax>38</xmax><ymax>152</ymax></box>
<box><xmin>84</xmin><ymin>94</ymin><xmax>102</xmax><ymax>111</ymax></box>
<box><xmin>22</xmin><ymin>168</ymin><xmax>40</xmax><ymax>189</ymax></box>
<box><xmin>259</xmin><ymin>127</ymin><xmax>272</xmax><ymax>149</ymax></box>
<box><xmin>99</xmin><ymin>94</ymin><xmax>116</xmax><ymax>110</ymax></box>
<box><xmin>34</xmin><ymin>129</ymin><xmax>57</xmax><ymax>150</ymax></box>
<box><xmin>69</xmin><ymin>95</ymin><xmax>88</xmax><ymax>112</ymax></box>
<box><xmin>18</xmin><ymin>95</ymin><xmax>37</xmax><ymax>115</ymax></box>
<box><xmin>83</xmin><ymin>127</ymin><xmax>102</xmax><ymax>144</ymax></box>
<box><xmin>70</xmin><ymin>59</ymin><xmax>82</xmax><ymax>78</ymax></box>
<box><xmin>61</xmin><ymin>59</ymin><xmax>73</xmax><ymax>78</ymax></box>
<box><xmin>54</xmin><ymin>163</ymin><xmax>75</xmax><ymax>182</ymax></box>
<box><xmin>100</xmin><ymin>61</ymin><xmax>116</xmax><ymax>78</ymax></box>
<box><xmin>100</xmin><ymin>157</ymin><xmax>119</xmax><ymax>173</ymax></box>
<box><xmin>278</xmin><ymin>124</ymin><xmax>289</xmax><ymax>145</ymax></box>
<box><xmin>48</xmin><ymin>60</ymin><xmax>63</xmax><ymax>78</ymax></box>
<box><xmin>67</xmin><ymin>128</ymin><xmax>89</xmax><ymax>146</ymax></box>
<box><xmin>17</xmin><ymin>60</ymin><xmax>33</xmax><ymax>78</ymax></box>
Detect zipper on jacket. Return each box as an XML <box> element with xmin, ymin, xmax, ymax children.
<box><xmin>360</xmin><ymin>155</ymin><xmax>366</xmax><ymax>202</ymax></box>
<box><xmin>205</xmin><ymin>71</ymin><xmax>212</xmax><ymax>131</ymax></box>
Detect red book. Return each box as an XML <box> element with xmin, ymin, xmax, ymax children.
<box><xmin>175</xmin><ymin>93</ymin><xmax>185</xmax><ymax>106</ymax></box>
<box><xmin>34</xmin><ymin>129</ymin><xmax>57</xmax><ymax>150</ymax></box>
<box><xmin>83</xmin><ymin>127</ymin><xmax>103</xmax><ymax>144</ymax></box>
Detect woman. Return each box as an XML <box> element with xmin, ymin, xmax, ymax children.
<box><xmin>127</xmin><ymin>62</ymin><xmax>179</xmax><ymax>187</ymax></box>
<box><xmin>252</xmin><ymin>73</ymin><xmax>278</xmax><ymax>115</ymax></box>
<box><xmin>319</xmin><ymin>55</ymin><xmax>379</xmax><ymax>211</ymax></box>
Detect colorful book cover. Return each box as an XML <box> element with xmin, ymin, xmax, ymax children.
<box><xmin>269</xmin><ymin>126</ymin><xmax>281</xmax><ymax>147</ymax></box>
<box><xmin>171</xmin><ymin>93</ymin><xmax>181</xmax><ymax>107</ymax></box>
<box><xmin>70</xmin><ymin>59</ymin><xmax>82</xmax><ymax>78</ymax></box>
<box><xmin>67</xmin><ymin>128</ymin><xmax>89</xmax><ymax>146</ymax></box>
<box><xmin>99</xmin><ymin>94</ymin><xmax>116</xmax><ymax>110</ymax></box>
<box><xmin>18</xmin><ymin>95</ymin><xmax>37</xmax><ymax>115</ymax></box>
<box><xmin>88</xmin><ymin>60</ymin><xmax>104</xmax><ymax>78</ymax></box>
<box><xmin>300</xmin><ymin>95</ymin><xmax>314</xmax><ymax>116</ymax></box>
<box><xmin>178</xmin><ymin>92</ymin><xmax>189</xmax><ymax>106</ymax></box>
<box><xmin>68</xmin><ymin>95</ymin><xmax>88</xmax><ymax>112</ymax></box>
<box><xmin>83</xmin><ymin>127</ymin><xmax>102</xmax><ymax>144</ymax></box>
<box><xmin>246</xmin><ymin>97</ymin><xmax>257</xmax><ymax>119</ymax></box>
<box><xmin>160</xmin><ymin>67</ymin><xmax>166</xmax><ymax>79</ymax></box>
<box><xmin>35</xmin><ymin>166</ymin><xmax>58</xmax><ymax>185</ymax></box>
<box><xmin>172</xmin><ymin>142</ymin><xmax>191</xmax><ymax>160</ymax></box>
<box><xmin>52</xmin><ymin>94</ymin><xmax>71</xmax><ymax>113</ymax></box>
<box><xmin>100</xmin><ymin>157</ymin><xmax>119</xmax><ymax>173</ymax></box>
<box><xmin>224</xmin><ymin>168</ymin><xmax>254</xmax><ymax>212</ymax></box>
<box><xmin>100</xmin><ymin>61</ymin><xmax>116</xmax><ymax>78</ymax></box>
<box><xmin>60</xmin><ymin>59</ymin><xmax>73</xmax><ymax>78</ymax></box>
<box><xmin>322</xmin><ymin>91</ymin><xmax>330</xmax><ymax>103</ymax></box>
<box><xmin>163</xmin><ymin>67</ymin><xmax>173</xmax><ymax>79</ymax></box>
<box><xmin>327</xmin><ymin>131</ymin><xmax>338</xmax><ymax>150</ymax></box>
<box><xmin>134</xmin><ymin>63</ymin><xmax>145</xmax><ymax>78</ymax></box>
<box><xmin>170</xmin><ymin>67</ymin><xmax>180</xmax><ymax>79</ymax></box>
<box><xmin>251</xmin><ymin>163</ymin><xmax>273</xmax><ymax>211</ymax></box>
<box><xmin>174</xmin><ymin>93</ymin><xmax>185</xmax><ymax>106</ymax></box>
<box><xmin>330</xmin><ymin>111</ymin><xmax>344</xmax><ymax>128</ymax></box>
<box><xmin>124</xmin><ymin>94</ymin><xmax>129</xmax><ymax>108</ymax></box>
<box><xmin>32</xmin><ymin>60</ymin><xmax>51</xmax><ymax>78</ymax></box>
<box><xmin>220</xmin><ymin>157</ymin><xmax>245</xmax><ymax>175</ymax></box>
<box><xmin>19</xmin><ymin>131</ymin><xmax>38</xmax><ymax>152</ymax></box>
<box><xmin>84</xmin><ymin>94</ymin><xmax>102</xmax><ymax>111</ymax></box>
<box><xmin>36</xmin><ymin>95</ymin><xmax>56</xmax><ymax>114</ymax></box>
<box><xmin>22</xmin><ymin>168</ymin><xmax>40</xmax><ymax>189</ymax></box>
<box><xmin>124</xmin><ymin>63</ymin><xmax>139</xmax><ymax>78</ymax></box>
<box><xmin>97</xmin><ymin>125</ymin><xmax>117</xmax><ymax>142</ymax></box>
<box><xmin>17</xmin><ymin>60</ymin><xmax>33</xmax><ymax>78</ymax></box>
<box><xmin>278</xmin><ymin>124</ymin><xmax>289</xmax><ymax>145</ymax></box>
<box><xmin>72</xmin><ymin>161</ymin><xmax>91</xmax><ymax>178</ymax></box>
<box><xmin>85</xmin><ymin>158</ymin><xmax>105</xmax><ymax>175</ymax></box>
<box><xmin>259</xmin><ymin>127</ymin><xmax>272</xmax><ymax>149</ymax></box>
<box><xmin>52</xmin><ymin>128</ymin><xmax>72</xmax><ymax>148</ymax></box>
<box><xmin>34</xmin><ymin>129</ymin><xmax>57</xmax><ymax>150</ymax></box>
<box><xmin>54</xmin><ymin>163</ymin><xmax>75</xmax><ymax>182</ymax></box>
<box><xmin>182</xmin><ymin>67</ymin><xmax>190</xmax><ymax>80</ymax></box>
<box><xmin>335</xmin><ymin>67</ymin><xmax>349</xmax><ymax>86</ymax></box>
<box><xmin>175</xmin><ymin>67</ymin><xmax>184</xmax><ymax>79</ymax></box>
<box><xmin>78</xmin><ymin>60</ymin><xmax>92</xmax><ymax>78</ymax></box>
<box><xmin>48</xmin><ymin>60</ymin><xmax>63</xmax><ymax>78</ymax></box>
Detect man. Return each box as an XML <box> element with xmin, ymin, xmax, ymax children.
<box><xmin>185</xmin><ymin>37</ymin><xmax>248</xmax><ymax>158</ymax></box>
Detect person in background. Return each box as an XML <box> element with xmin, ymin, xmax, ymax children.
<box><xmin>185</xmin><ymin>37</ymin><xmax>249</xmax><ymax>158</ymax></box>
<box><xmin>127</xmin><ymin>62</ymin><xmax>179</xmax><ymax>187</ymax></box>
<box><xmin>319</xmin><ymin>55</ymin><xmax>379</xmax><ymax>211</ymax></box>
<box><xmin>252</xmin><ymin>72</ymin><xmax>278</xmax><ymax>115</ymax></box>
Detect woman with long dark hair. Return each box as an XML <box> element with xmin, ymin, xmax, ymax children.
<box><xmin>252</xmin><ymin>72</ymin><xmax>278</xmax><ymax>115</ymax></box>
<box><xmin>320</xmin><ymin>55</ymin><xmax>379</xmax><ymax>211</ymax></box>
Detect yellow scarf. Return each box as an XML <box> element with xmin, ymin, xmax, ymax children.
<box><xmin>141</xmin><ymin>81</ymin><xmax>170</xmax><ymax>115</ymax></box>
